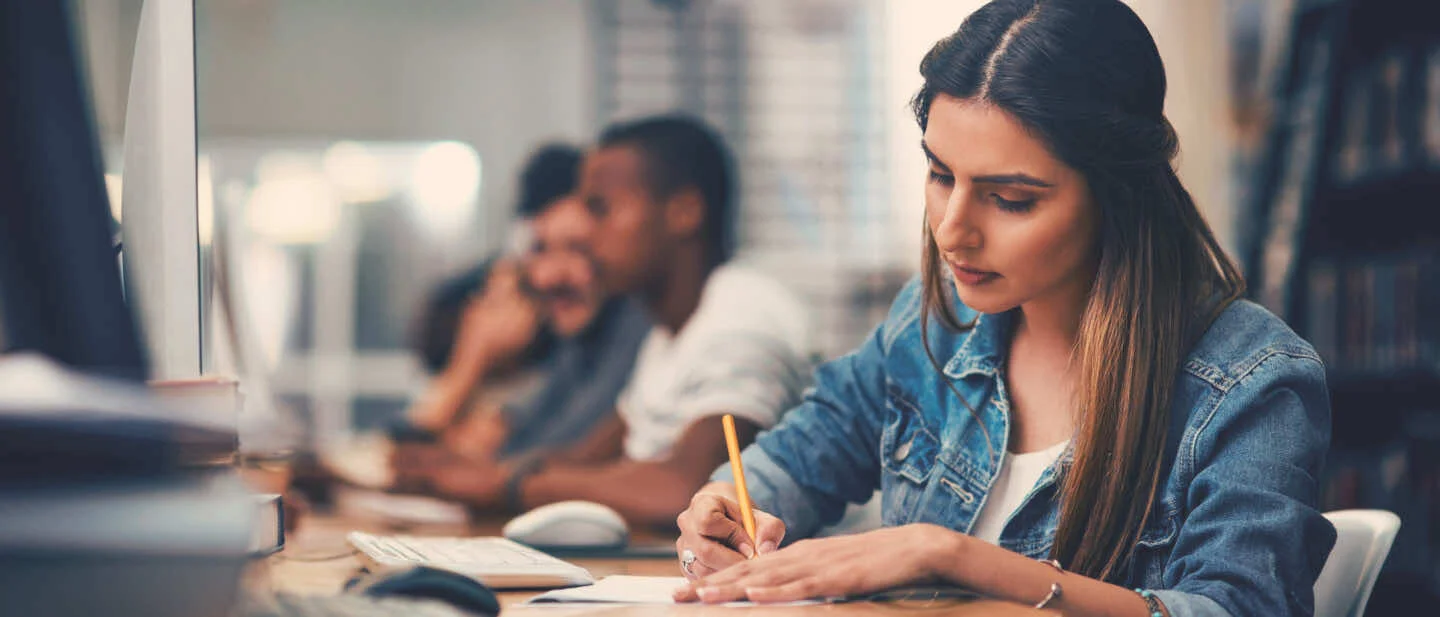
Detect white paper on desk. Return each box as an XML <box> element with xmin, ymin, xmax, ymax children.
<box><xmin>319</xmin><ymin>432</ymin><xmax>395</xmax><ymax>489</ymax></box>
<box><xmin>525</xmin><ymin>576</ymin><xmax>821</xmax><ymax>607</ymax></box>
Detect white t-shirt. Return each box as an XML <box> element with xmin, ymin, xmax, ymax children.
<box><xmin>617</xmin><ymin>265</ymin><xmax>812</xmax><ymax>461</ymax></box>
<box><xmin>969</xmin><ymin>440</ymin><xmax>1069</xmax><ymax>545</ymax></box>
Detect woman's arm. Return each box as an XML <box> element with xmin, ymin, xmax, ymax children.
<box><xmin>706</xmin><ymin>281</ymin><xmax>924</xmax><ymax>538</ymax></box>
<box><xmin>671</xmin><ymin>282</ymin><xmax>924</xmax><ymax>583</ymax></box>
<box><xmin>407</xmin><ymin>348</ymin><xmax>496</xmax><ymax>431</ymax></box>
<box><xmin>1146</xmin><ymin>351</ymin><xmax>1334</xmax><ymax>617</ymax></box>
<box><xmin>677</xmin><ymin>524</ymin><xmax>1161</xmax><ymax>616</ymax></box>
<box><xmin>936</xmin><ymin>530</ymin><xmax>1161</xmax><ymax>616</ymax></box>
<box><xmin>518</xmin><ymin>416</ymin><xmax>759</xmax><ymax>527</ymax></box>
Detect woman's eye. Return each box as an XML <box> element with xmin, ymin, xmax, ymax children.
<box><xmin>991</xmin><ymin>194</ymin><xmax>1035</xmax><ymax>213</ymax></box>
<box><xmin>927</xmin><ymin>170</ymin><xmax>954</xmax><ymax>186</ymax></box>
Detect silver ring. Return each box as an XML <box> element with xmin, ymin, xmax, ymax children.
<box><xmin>680</xmin><ymin>548</ymin><xmax>698</xmax><ymax>578</ymax></box>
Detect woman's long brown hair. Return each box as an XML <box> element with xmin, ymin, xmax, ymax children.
<box><xmin>912</xmin><ymin>0</ymin><xmax>1246</xmax><ymax>581</ymax></box>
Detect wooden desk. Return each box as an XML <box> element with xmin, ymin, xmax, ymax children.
<box><xmin>258</xmin><ymin>509</ymin><xmax>1050</xmax><ymax>616</ymax></box>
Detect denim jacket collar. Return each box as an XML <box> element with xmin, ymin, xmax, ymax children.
<box><xmin>942</xmin><ymin>309</ymin><xmax>1013</xmax><ymax>380</ymax></box>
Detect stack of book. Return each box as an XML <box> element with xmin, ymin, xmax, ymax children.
<box><xmin>1331</xmin><ymin>42</ymin><xmax>1440</xmax><ymax>185</ymax></box>
<box><xmin>1306</xmin><ymin>249</ymin><xmax>1440</xmax><ymax>379</ymax></box>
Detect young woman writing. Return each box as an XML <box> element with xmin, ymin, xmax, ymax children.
<box><xmin>671</xmin><ymin>1</ymin><xmax>1335</xmax><ymax>616</ymax></box>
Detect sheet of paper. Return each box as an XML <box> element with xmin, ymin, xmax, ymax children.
<box><xmin>526</xmin><ymin>576</ymin><xmax>821</xmax><ymax>606</ymax></box>
<box><xmin>319</xmin><ymin>432</ymin><xmax>394</xmax><ymax>489</ymax></box>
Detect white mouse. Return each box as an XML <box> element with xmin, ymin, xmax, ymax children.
<box><xmin>502</xmin><ymin>500</ymin><xmax>629</xmax><ymax>549</ymax></box>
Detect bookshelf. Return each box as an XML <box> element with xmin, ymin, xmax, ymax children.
<box><xmin>1244</xmin><ymin>0</ymin><xmax>1440</xmax><ymax>608</ymax></box>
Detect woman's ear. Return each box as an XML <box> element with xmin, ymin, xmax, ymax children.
<box><xmin>663</xmin><ymin>188</ymin><xmax>705</xmax><ymax>238</ymax></box>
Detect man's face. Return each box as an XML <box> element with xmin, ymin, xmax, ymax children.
<box><xmin>575</xmin><ymin>146</ymin><xmax>667</xmax><ymax>295</ymax></box>
<box><xmin>523</xmin><ymin>197</ymin><xmax>605</xmax><ymax>337</ymax></box>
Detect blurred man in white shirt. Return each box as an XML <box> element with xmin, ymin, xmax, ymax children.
<box><xmin>422</xmin><ymin>116</ymin><xmax>812</xmax><ymax>528</ymax></box>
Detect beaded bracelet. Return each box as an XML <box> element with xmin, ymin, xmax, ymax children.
<box><xmin>1134</xmin><ymin>588</ymin><xmax>1165</xmax><ymax>617</ymax></box>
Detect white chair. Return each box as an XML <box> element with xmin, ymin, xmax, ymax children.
<box><xmin>1313</xmin><ymin>509</ymin><xmax>1401</xmax><ymax>617</ymax></box>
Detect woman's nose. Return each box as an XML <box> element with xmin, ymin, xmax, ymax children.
<box><xmin>931</xmin><ymin>191</ymin><xmax>981</xmax><ymax>252</ymax></box>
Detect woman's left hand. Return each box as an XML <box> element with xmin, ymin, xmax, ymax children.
<box><xmin>673</xmin><ymin>524</ymin><xmax>961</xmax><ymax>604</ymax></box>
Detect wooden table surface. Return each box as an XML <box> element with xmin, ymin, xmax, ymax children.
<box><xmin>254</xmin><ymin>500</ymin><xmax>1051</xmax><ymax>616</ymax></box>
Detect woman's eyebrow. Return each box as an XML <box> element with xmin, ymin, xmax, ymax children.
<box><xmin>920</xmin><ymin>141</ymin><xmax>949</xmax><ymax>171</ymax></box>
<box><xmin>972</xmin><ymin>173</ymin><xmax>1054</xmax><ymax>188</ymax></box>
<box><xmin>922</xmin><ymin>140</ymin><xmax>1054</xmax><ymax>187</ymax></box>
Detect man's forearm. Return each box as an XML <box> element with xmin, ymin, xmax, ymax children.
<box><xmin>542</xmin><ymin>415</ymin><xmax>625</xmax><ymax>466</ymax></box>
<box><xmin>517</xmin><ymin>415</ymin><xmax>760</xmax><ymax>529</ymax></box>
<box><xmin>519</xmin><ymin>461</ymin><xmax>705</xmax><ymax>528</ymax></box>
<box><xmin>410</xmin><ymin>355</ymin><xmax>494</xmax><ymax>430</ymax></box>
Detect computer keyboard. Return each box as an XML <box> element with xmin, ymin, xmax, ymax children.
<box><xmin>346</xmin><ymin>532</ymin><xmax>593</xmax><ymax>589</ymax></box>
<box><xmin>240</xmin><ymin>592</ymin><xmax>475</xmax><ymax>617</ymax></box>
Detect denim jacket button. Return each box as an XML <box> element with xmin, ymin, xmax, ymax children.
<box><xmin>893</xmin><ymin>437</ymin><xmax>913</xmax><ymax>461</ymax></box>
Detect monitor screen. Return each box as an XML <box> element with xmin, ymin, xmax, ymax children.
<box><xmin>0</xmin><ymin>2</ymin><xmax>148</xmax><ymax>381</ymax></box>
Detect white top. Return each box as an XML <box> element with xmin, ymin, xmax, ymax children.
<box><xmin>618</xmin><ymin>265</ymin><xmax>812</xmax><ymax>461</ymax></box>
<box><xmin>969</xmin><ymin>440</ymin><xmax>1070</xmax><ymax>545</ymax></box>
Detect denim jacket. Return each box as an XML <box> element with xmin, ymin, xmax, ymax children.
<box><xmin>714</xmin><ymin>278</ymin><xmax>1336</xmax><ymax>617</ymax></box>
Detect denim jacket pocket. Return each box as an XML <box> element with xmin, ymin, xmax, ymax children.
<box><xmin>1131</xmin><ymin>504</ymin><xmax>1181</xmax><ymax>588</ymax></box>
<box><xmin>880</xmin><ymin>386</ymin><xmax>941</xmax><ymax>525</ymax></box>
<box><xmin>1137</xmin><ymin>505</ymin><xmax>1179</xmax><ymax>547</ymax></box>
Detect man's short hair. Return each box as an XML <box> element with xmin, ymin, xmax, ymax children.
<box><xmin>597</xmin><ymin>115</ymin><xmax>735</xmax><ymax>264</ymax></box>
<box><xmin>515</xmin><ymin>143</ymin><xmax>582</xmax><ymax>218</ymax></box>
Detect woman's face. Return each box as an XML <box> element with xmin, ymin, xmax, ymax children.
<box><xmin>923</xmin><ymin>94</ymin><xmax>1099</xmax><ymax>316</ymax></box>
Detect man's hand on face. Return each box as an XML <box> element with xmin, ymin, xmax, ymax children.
<box><xmin>450</xmin><ymin>260</ymin><xmax>543</xmax><ymax>372</ymax></box>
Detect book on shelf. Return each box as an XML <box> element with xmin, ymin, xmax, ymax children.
<box><xmin>1374</xmin><ymin>255</ymin><xmax>1396</xmax><ymax>371</ymax></box>
<box><xmin>1398</xmin><ymin>258</ymin><xmax>1418</xmax><ymax>366</ymax></box>
<box><xmin>1305</xmin><ymin>249</ymin><xmax>1440</xmax><ymax>380</ymax></box>
<box><xmin>1428</xmin><ymin>44</ymin><xmax>1440</xmax><ymax>164</ymax></box>
<box><xmin>1423</xmin><ymin>261</ymin><xmax>1433</xmax><ymax>373</ymax></box>
<box><xmin>1372</xmin><ymin>49</ymin><xmax>1407</xmax><ymax>174</ymax></box>
<box><xmin>1254</xmin><ymin>18</ymin><xmax>1338</xmax><ymax>317</ymax></box>
<box><xmin>1267</xmin><ymin>6</ymin><xmax>1440</xmax><ymax>600</ymax></box>
<box><xmin>1334</xmin><ymin>63</ymin><xmax>1372</xmax><ymax>183</ymax></box>
<box><xmin>1333</xmin><ymin>44</ymin><xmax>1431</xmax><ymax>187</ymax></box>
<box><xmin>1344</xmin><ymin>263</ymin><xmax>1367</xmax><ymax>371</ymax></box>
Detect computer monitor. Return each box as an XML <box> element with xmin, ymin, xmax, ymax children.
<box><xmin>0</xmin><ymin>1</ymin><xmax>148</xmax><ymax>381</ymax></box>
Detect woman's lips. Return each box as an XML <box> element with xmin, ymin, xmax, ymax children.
<box><xmin>949</xmin><ymin>263</ymin><xmax>1000</xmax><ymax>286</ymax></box>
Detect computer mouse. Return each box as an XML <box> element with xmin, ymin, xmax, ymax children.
<box><xmin>362</xmin><ymin>565</ymin><xmax>501</xmax><ymax>616</ymax></box>
<box><xmin>502</xmin><ymin>500</ymin><xmax>629</xmax><ymax>549</ymax></box>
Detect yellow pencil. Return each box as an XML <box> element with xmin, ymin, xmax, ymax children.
<box><xmin>721</xmin><ymin>413</ymin><xmax>758</xmax><ymax>557</ymax></box>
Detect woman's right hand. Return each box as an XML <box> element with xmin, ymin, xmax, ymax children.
<box><xmin>675</xmin><ymin>484</ymin><xmax>787</xmax><ymax>580</ymax></box>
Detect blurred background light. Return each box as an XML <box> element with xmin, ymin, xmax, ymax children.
<box><xmin>197</xmin><ymin>154</ymin><xmax>215</xmax><ymax>246</ymax></box>
<box><xmin>104</xmin><ymin>172</ymin><xmax>123</xmax><ymax>222</ymax></box>
<box><xmin>241</xmin><ymin>241</ymin><xmax>297</xmax><ymax>370</ymax></box>
<box><xmin>405</xmin><ymin>141</ymin><xmax>481</xmax><ymax>239</ymax></box>
<box><xmin>322</xmin><ymin>140</ymin><xmax>394</xmax><ymax>204</ymax></box>
<box><xmin>245</xmin><ymin>152</ymin><xmax>341</xmax><ymax>245</ymax></box>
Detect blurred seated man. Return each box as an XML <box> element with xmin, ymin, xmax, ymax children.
<box><xmin>408</xmin><ymin>144</ymin><xmax>583</xmax><ymax>390</ymax></box>
<box><xmin>395</xmin><ymin>148</ymin><xmax>650</xmax><ymax>465</ymax></box>
<box><xmin>408</xmin><ymin>115</ymin><xmax>813</xmax><ymax>529</ymax></box>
